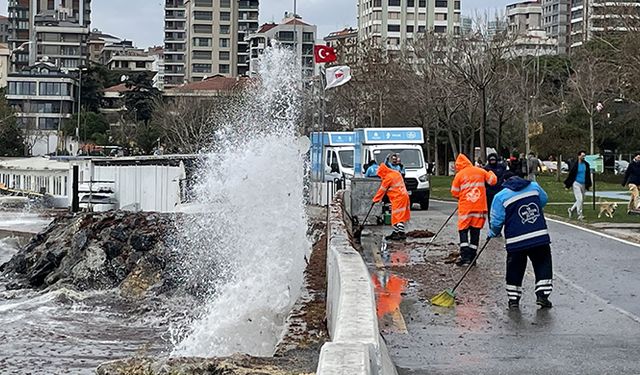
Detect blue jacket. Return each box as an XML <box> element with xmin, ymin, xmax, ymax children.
<box><xmin>365</xmin><ymin>164</ymin><xmax>379</xmax><ymax>177</ymax></box>
<box><xmin>387</xmin><ymin>162</ymin><xmax>406</xmax><ymax>176</ymax></box>
<box><xmin>489</xmin><ymin>177</ymin><xmax>551</xmax><ymax>252</ymax></box>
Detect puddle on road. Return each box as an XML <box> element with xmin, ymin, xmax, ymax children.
<box><xmin>372</xmin><ymin>270</ymin><xmax>408</xmax><ymax>333</ymax></box>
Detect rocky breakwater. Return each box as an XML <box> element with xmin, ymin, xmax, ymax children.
<box><xmin>0</xmin><ymin>211</ymin><xmax>179</xmax><ymax>299</ymax></box>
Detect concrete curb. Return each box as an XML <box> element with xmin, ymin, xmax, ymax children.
<box><xmin>316</xmin><ymin>191</ymin><xmax>397</xmax><ymax>375</ymax></box>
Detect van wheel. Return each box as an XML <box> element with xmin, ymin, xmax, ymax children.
<box><xmin>420</xmin><ymin>191</ymin><xmax>430</xmax><ymax>210</ymax></box>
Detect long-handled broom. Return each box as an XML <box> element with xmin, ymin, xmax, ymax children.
<box><xmin>353</xmin><ymin>202</ymin><xmax>376</xmax><ymax>242</ymax></box>
<box><xmin>422</xmin><ymin>207</ymin><xmax>458</xmax><ymax>262</ymax></box>
<box><xmin>430</xmin><ymin>238</ymin><xmax>492</xmax><ymax>308</ymax></box>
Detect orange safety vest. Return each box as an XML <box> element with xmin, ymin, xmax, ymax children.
<box><xmin>373</xmin><ymin>163</ymin><xmax>411</xmax><ymax>226</ymax></box>
<box><xmin>451</xmin><ymin>154</ymin><xmax>497</xmax><ymax>230</ymax></box>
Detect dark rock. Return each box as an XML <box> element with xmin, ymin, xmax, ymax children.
<box><xmin>1</xmin><ymin>211</ymin><xmax>180</xmax><ymax>297</ymax></box>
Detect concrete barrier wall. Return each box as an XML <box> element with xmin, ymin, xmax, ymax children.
<box><xmin>316</xmin><ymin>190</ymin><xmax>397</xmax><ymax>375</ymax></box>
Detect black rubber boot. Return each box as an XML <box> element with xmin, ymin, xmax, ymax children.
<box><xmin>536</xmin><ymin>296</ymin><xmax>553</xmax><ymax>308</ymax></box>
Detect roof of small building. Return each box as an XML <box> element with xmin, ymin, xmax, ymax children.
<box><xmin>0</xmin><ymin>157</ymin><xmax>69</xmax><ymax>171</ymax></box>
<box><xmin>257</xmin><ymin>23</ymin><xmax>278</xmax><ymax>33</ymax></box>
<box><xmin>104</xmin><ymin>83</ymin><xmax>133</xmax><ymax>93</ymax></box>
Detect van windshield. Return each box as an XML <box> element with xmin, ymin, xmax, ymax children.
<box><xmin>373</xmin><ymin>149</ymin><xmax>423</xmax><ymax>169</ymax></box>
<box><xmin>338</xmin><ymin>150</ymin><xmax>354</xmax><ymax>168</ymax></box>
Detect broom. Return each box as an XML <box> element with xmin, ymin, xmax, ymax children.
<box><xmin>422</xmin><ymin>207</ymin><xmax>458</xmax><ymax>262</ymax></box>
<box><xmin>431</xmin><ymin>238</ymin><xmax>492</xmax><ymax>308</ymax></box>
<box><xmin>353</xmin><ymin>202</ymin><xmax>376</xmax><ymax>241</ymax></box>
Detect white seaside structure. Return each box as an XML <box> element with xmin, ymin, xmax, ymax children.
<box><xmin>0</xmin><ymin>155</ymin><xmax>196</xmax><ymax>212</ymax></box>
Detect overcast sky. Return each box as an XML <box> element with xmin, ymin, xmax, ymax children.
<box><xmin>0</xmin><ymin>0</ymin><xmax>512</xmax><ymax>48</ymax></box>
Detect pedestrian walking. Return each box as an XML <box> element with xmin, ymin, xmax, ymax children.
<box><xmin>564</xmin><ymin>151</ymin><xmax>592</xmax><ymax>221</ymax></box>
<box><xmin>373</xmin><ymin>161</ymin><xmax>411</xmax><ymax>241</ymax></box>
<box><xmin>526</xmin><ymin>152</ymin><xmax>543</xmax><ymax>181</ymax></box>
<box><xmin>488</xmin><ymin>175</ymin><xmax>553</xmax><ymax>309</ymax></box>
<box><xmin>451</xmin><ymin>154</ymin><xmax>498</xmax><ymax>266</ymax></box>
<box><xmin>484</xmin><ymin>153</ymin><xmax>508</xmax><ymax>216</ymax></box>
<box><xmin>622</xmin><ymin>152</ymin><xmax>640</xmax><ymax>213</ymax></box>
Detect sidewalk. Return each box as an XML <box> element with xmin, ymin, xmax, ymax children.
<box><xmin>359</xmin><ymin>201</ymin><xmax>640</xmax><ymax>374</ymax></box>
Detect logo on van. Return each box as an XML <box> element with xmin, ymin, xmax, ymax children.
<box><xmin>407</xmin><ymin>131</ymin><xmax>417</xmax><ymax>139</ymax></box>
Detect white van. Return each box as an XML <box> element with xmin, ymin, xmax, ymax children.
<box><xmin>355</xmin><ymin>128</ymin><xmax>431</xmax><ymax>210</ymax></box>
<box><xmin>310</xmin><ymin>132</ymin><xmax>355</xmax><ymax>182</ymax></box>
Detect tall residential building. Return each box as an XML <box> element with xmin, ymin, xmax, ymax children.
<box><xmin>247</xmin><ymin>14</ymin><xmax>317</xmax><ymax>78</ymax></box>
<box><xmin>487</xmin><ymin>19</ymin><xmax>508</xmax><ymax>38</ymax></box>
<box><xmin>163</xmin><ymin>0</ymin><xmax>259</xmax><ymax>87</ymax></box>
<box><xmin>0</xmin><ymin>15</ymin><xmax>10</xmax><ymax>43</ymax></box>
<box><xmin>8</xmin><ymin>0</ymin><xmax>91</xmax><ymax>72</ymax></box>
<box><xmin>461</xmin><ymin>15</ymin><xmax>473</xmax><ymax>35</ymax></box>
<box><xmin>357</xmin><ymin>0</ymin><xmax>462</xmax><ymax>47</ymax></box>
<box><xmin>506</xmin><ymin>0</ymin><xmax>543</xmax><ymax>34</ymax></box>
<box><xmin>570</xmin><ymin>0</ymin><xmax>640</xmax><ymax>48</ymax></box>
<box><xmin>542</xmin><ymin>0</ymin><xmax>570</xmax><ymax>54</ymax></box>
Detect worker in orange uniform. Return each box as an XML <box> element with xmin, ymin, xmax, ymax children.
<box><xmin>373</xmin><ymin>160</ymin><xmax>411</xmax><ymax>241</ymax></box>
<box><xmin>451</xmin><ymin>154</ymin><xmax>498</xmax><ymax>266</ymax></box>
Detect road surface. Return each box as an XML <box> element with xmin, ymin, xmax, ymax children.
<box><xmin>360</xmin><ymin>200</ymin><xmax>640</xmax><ymax>374</ymax></box>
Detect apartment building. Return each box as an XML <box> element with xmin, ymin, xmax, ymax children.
<box><xmin>164</xmin><ymin>0</ymin><xmax>259</xmax><ymax>87</ymax></box>
<box><xmin>507</xmin><ymin>0</ymin><xmax>543</xmax><ymax>34</ymax></box>
<box><xmin>570</xmin><ymin>0</ymin><xmax>640</xmax><ymax>48</ymax></box>
<box><xmin>8</xmin><ymin>0</ymin><xmax>91</xmax><ymax>72</ymax></box>
<box><xmin>542</xmin><ymin>0</ymin><xmax>570</xmax><ymax>54</ymax></box>
<box><xmin>6</xmin><ymin>59</ymin><xmax>78</xmax><ymax>155</ymax></box>
<box><xmin>324</xmin><ymin>27</ymin><xmax>358</xmax><ymax>64</ymax></box>
<box><xmin>0</xmin><ymin>15</ymin><xmax>10</xmax><ymax>43</ymax></box>
<box><xmin>247</xmin><ymin>14</ymin><xmax>317</xmax><ymax>78</ymax></box>
<box><xmin>357</xmin><ymin>0</ymin><xmax>462</xmax><ymax>47</ymax></box>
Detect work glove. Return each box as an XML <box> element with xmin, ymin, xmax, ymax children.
<box><xmin>487</xmin><ymin>228</ymin><xmax>501</xmax><ymax>239</ymax></box>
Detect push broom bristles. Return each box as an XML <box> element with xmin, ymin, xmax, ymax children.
<box><xmin>430</xmin><ymin>289</ymin><xmax>456</xmax><ymax>308</ymax></box>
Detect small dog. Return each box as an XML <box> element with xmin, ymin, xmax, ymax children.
<box><xmin>629</xmin><ymin>184</ymin><xmax>640</xmax><ymax>212</ymax></box>
<box><xmin>598</xmin><ymin>202</ymin><xmax>618</xmax><ymax>218</ymax></box>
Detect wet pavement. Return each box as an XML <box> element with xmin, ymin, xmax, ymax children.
<box><xmin>360</xmin><ymin>200</ymin><xmax>640</xmax><ymax>374</ymax></box>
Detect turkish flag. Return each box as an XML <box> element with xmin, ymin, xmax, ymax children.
<box><xmin>314</xmin><ymin>45</ymin><xmax>337</xmax><ymax>63</ymax></box>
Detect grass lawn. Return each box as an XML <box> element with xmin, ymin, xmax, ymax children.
<box><xmin>430</xmin><ymin>174</ymin><xmax>640</xmax><ymax>225</ymax></box>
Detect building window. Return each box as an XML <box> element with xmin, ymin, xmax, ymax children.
<box><xmin>219</xmin><ymin>38</ymin><xmax>230</xmax><ymax>47</ymax></box>
<box><xmin>193</xmin><ymin>24</ymin><xmax>213</xmax><ymax>33</ymax></box>
<box><xmin>193</xmin><ymin>50</ymin><xmax>213</xmax><ymax>60</ymax></box>
<box><xmin>194</xmin><ymin>11</ymin><xmax>213</xmax><ymax>20</ymax></box>
<box><xmin>388</xmin><ymin>0</ymin><xmax>400</xmax><ymax>6</ymax></box>
<box><xmin>303</xmin><ymin>32</ymin><xmax>314</xmax><ymax>42</ymax></box>
<box><xmin>8</xmin><ymin>81</ymin><xmax>36</xmax><ymax>95</ymax></box>
<box><xmin>418</xmin><ymin>25</ymin><xmax>426</xmax><ymax>32</ymax></box>
<box><xmin>407</xmin><ymin>0</ymin><xmax>415</xmax><ymax>6</ymax></box>
<box><xmin>419</xmin><ymin>0</ymin><xmax>426</xmax><ymax>7</ymax></box>
<box><xmin>193</xmin><ymin>37</ymin><xmax>212</xmax><ymax>47</ymax></box>
<box><xmin>220</xmin><ymin>25</ymin><xmax>230</xmax><ymax>34</ymax></box>
<box><xmin>407</xmin><ymin>25</ymin><xmax>414</xmax><ymax>32</ymax></box>
<box><xmin>219</xmin><ymin>51</ymin><xmax>230</xmax><ymax>60</ymax></box>
<box><xmin>194</xmin><ymin>0</ymin><xmax>213</xmax><ymax>5</ymax></box>
<box><xmin>389</xmin><ymin>12</ymin><xmax>401</xmax><ymax>19</ymax></box>
<box><xmin>192</xmin><ymin>63</ymin><xmax>212</xmax><ymax>73</ymax></box>
<box><xmin>388</xmin><ymin>24</ymin><xmax>401</xmax><ymax>32</ymax></box>
<box><xmin>219</xmin><ymin>64</ymin><xmax>230</xmax><ymax>74</ymax></box>
<box><xmin>220</xmin><ymin>11</ymin><xmax>231</xmax><ymax>21</ymax></box>
<box><xmin>136</xmin><ymin>61</ymin><xmax>146</xmax><ymax>69</ymax></box>
<box><xmin>278</xmin><ymin>31</ymin><xmax>295</xmax><ymax>41</ymax></box>
<box><xmin>454</xmin><ymin>0</ymin><xmax>460</xmax><ymax>9</ymax></box>
<box><xmin>434</xmin><ymin>25</ymin><xmax>447</xmax><ymax>33</ymax></box>
<box><xmin>435</xmin><ymin>13</ymin><xmax>447</xmax><ymax>21</ymax></box>
<box><xmin>435</xmin><ymin>0</ymin><xmax>448</xmax><ymax>7</ymax></box>
<box><xmin>39</xmin><ymin>82</ymin><xmax>69</xmax><ymax>96</ymax></box>
<box><xmin>220</xmin><ymin>0</ymin><xmax>231</xmax><ymax>7</ymax></box>
<box><xmin>38</xmin><ymin>118</ymin><xmax>60</xmax><ymax>130</ymax></box>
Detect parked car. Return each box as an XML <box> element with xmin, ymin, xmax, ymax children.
<box><xmin>542</xmin><ymin>160</ymin><xmax>569</xmax><ymax>173</ymax></box>
<box><xmin>615</xmin><ymin>160</ymin><xmax>629</xmax><ymax>175</ymax></box>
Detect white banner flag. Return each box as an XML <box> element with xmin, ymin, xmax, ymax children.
<box><xmin>325</xmin><ymin>66</ymin><xmax>352</xmax><ymax>90</ymax></box>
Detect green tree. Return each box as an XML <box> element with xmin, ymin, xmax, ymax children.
<box><xmin>0</xmin><ymin>91</ymin><xmax>24</xmax><ymax>156</ymax></box>
<box><xmin>62</xmin><ymin>111</ymin><xmax>110</xmax><ymax>145</ymax></box>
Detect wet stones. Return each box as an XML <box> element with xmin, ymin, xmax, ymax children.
<box><xmin>0</xmin><ymin>211</ymin><xmax>179</xmax><ymax>298</ymax></box>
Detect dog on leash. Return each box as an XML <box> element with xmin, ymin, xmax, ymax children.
<box><xmin>629</xmin><ymin>184</ymin><xmax>640</xmax><ymax>212</ymax></box>
<box><xmin>598</xmin><ymin>202</ymin><xmax>618</xmax><ymax>219</ymax></box>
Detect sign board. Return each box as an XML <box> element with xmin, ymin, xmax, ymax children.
<box><xmin>362</xmin><ymin>127</ymin><xmax>424</xmax><ymax>144</ymax></box>
<box><xmin>585</xmin><ymin>154</ymin><xmax>604</xmax><ymax>174</ymax></box>
<box><xmin>310</xmin><ymin>131</ymin><xmax>355</xmax><ymax>146</ymax></box>
<box><xmin>310</xmin><ymin>132</ymin><xmax>325</xmax><ymax>182</ymax></box>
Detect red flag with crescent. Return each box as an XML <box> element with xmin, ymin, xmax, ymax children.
<box><xmin>314</xmin><ymin>45</ymin><xmax>337</xmax><ymax>63</ymax></box>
